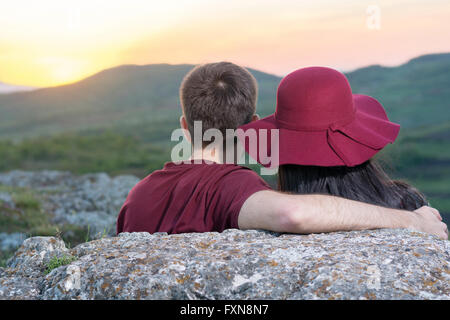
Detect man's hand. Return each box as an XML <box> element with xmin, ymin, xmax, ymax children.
<box><xmin>410</xmin><ymin>206</ymin><xmax>448</xmax><ymax>240</ymax></box>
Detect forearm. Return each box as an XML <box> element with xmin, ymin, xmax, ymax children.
<box><xmin>239</xmin><ymin>191</ymin><xmax>445</xmax><ymax>238</ymax></box>
<box><xmin>282</xmin><ymin>194</ymin><xmax>414</xmax><ymax>234</ymax></box>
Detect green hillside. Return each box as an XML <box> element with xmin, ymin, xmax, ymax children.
<box><xmin>0</xmin><ymin>64</ymin><xmax>279</xmax><ymax>140</ymax></box>
<box><xmin>346</xmin><ymin>53</ymin><xmax>450</xmax><ymax>128</ymax></box>
<box><xmin>1</xmin><ymin>54</ymin><xmax>449</xmax><ymax>139</ymax></box>
<box><xmin>377</xmin><ymin>122</ymin><xmax>450</xmax><ymax>221</ymax></box>
<box><xmin>0</xmin><ymin>54</ymin><xmax>449</xmax><ymax>223</ymax></box>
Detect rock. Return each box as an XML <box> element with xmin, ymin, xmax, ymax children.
<box><xmin>1</xmin><ymin>229</ymin><xmax>449</xmax><ymax>300</ymax></box>
<box><xmin>0</xmin><ymin>237</ymin><xmax>68</xmax><ymax>300</ymax></box>
<box><xmin>0</xmin><ymin>170</ymin><xmax>73</xmax><ymax>190</ymax></box>
<box><xmin>0</xmin><ymin>233</ymin><xmax>27</xmax><ymax>252</ymax></box>
<box><xmin>45</xmin><ymin>172</ymin><xmax>139</xmax><ymax>236</ymax></box>
<box><xmin>6</xmin><ymin>236</ymin><xmax>69</xmax><ymax>277</ymax></box>
<box><xmin>0</xmin><ymin>275</ymin><xmax>41</xmax><ymax>300</ymax></box>
<box><xmin>0</xmin><ymin>170</ymin><xmax>140</xmax><ymax>238</ymax></box>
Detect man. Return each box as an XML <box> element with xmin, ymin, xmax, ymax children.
<box><xmin>117</xmin><ymin>62</ymin><xmax>447</xmax><ymax>239</ymax></box>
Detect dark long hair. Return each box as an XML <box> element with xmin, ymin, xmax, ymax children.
<box><xmin>277</xmin><ymin>159</ymin><xmax>427</xmax><ymax>211</ymax></box>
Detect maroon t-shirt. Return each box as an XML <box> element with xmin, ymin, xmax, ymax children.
<box><xmin>116</xmin><ymin>161</ymin><xmax>270</xmax><ymax>235</ymax></box>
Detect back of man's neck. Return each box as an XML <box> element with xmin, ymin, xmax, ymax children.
<box><xmin>189</xmin><ymin>149</ymin><xmax>223</xmax><ymax>164</ymax></box>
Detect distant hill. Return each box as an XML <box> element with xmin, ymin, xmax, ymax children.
<box><xmin>0</xmin><ymin>64</ymin><xmax>280</xmax><ymax>139</ymax></box>
<box><xmin>0</xmin><ymin>82</ymin><xmax>36</xmax><ymax>94</ymax></box>
<box><xmin>0</xmin><ymin>53</ymin><xmax>449</xmax><ymax>140</ymax></box>
<box><xmin>346</xmin><ymin>53</ymin><xmax>450</xmax><ymax>128</ymax></box>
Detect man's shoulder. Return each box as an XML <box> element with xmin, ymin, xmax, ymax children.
<box><xmin>131</xmin><ymin>161</ymin><xmax>267</xmax><ymax>194</ymax></box>
<box><xmin>214</xmin><ymin>164</ymin><xmax>271</xmax><ymax>192</ymax></box>
<box><xmin>219</xmin><ymin>163</ymin><xmax>265</xmax><ymax>179</ymax></box>
<box><xmin>163</xmin><ymin>160</ymin><xmax>258</xmax><ymax>175</ymax></box>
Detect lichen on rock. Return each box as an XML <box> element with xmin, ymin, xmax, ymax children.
<box><xmin>0</xmin><ymin>170</ymin><xmax>140</xmax><ymax>255</ymax></box>
<box><xmin>0</xmin><ymin>228</ymin><xmax>449</xmax><ymax>300</ymax></box>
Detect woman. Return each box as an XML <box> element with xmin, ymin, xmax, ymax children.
<box><xmin>239</xmin><ymin>66</ymin><xmax>427</xmax><ymax>211</ymax></box>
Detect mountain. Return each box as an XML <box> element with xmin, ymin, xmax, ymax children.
<box><xmin>1</xmin><ymin>53</ymin><xmax>449</xmax><ymax>140</ymax></box>
<box><xmin>346</xmin><ymin>53</ymin><xmax>450</xmax><ymax>128</ymax></box>
<box><xmin>0</xmin><ymin>64</ymin><xmax>280</xmax><ymax>139</ymax></box>
<box><xmin>0</xmin><ymin>82</ymin><xmax>36</xmax><ymax>94</ymax></box>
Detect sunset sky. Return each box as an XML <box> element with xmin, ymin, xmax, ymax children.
<box><xmin>1</xmin><ymin>0</ymin><xmax>450</xmax><ymax>87</ymax></box>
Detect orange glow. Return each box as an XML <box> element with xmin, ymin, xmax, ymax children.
<box><xmin>1</xmin><ymin>0</ymin><xmax>449</xmax><ymax>87</ymax></box>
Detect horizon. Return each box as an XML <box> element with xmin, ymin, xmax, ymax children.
<box><xmin>1</xmin><ymin>51</ymin><xmax>449</xmax><ymax>89</ymax></box>
<box><xmin>1</xmin><ymin>0</ymin><xmax>450</xmax><ymax>87</ymax></box>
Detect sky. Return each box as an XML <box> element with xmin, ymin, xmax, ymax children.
<box><xmin>1</xmin><ymin>0</ymin><xmax>450</xmax><ymax>87</ymax></box>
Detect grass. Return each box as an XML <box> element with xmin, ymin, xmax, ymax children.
<box><xmin>380</xmin><ymin>125</ymin><xmax>450</xmax><ymax>226</ymax></box>
<box><xmin>0</xmin><ymin>250</ymin><xmax>15</xmax><ymax>268</ymax></box>
<box><xmin>0</xmin><ymin>185</ymin><xmax>91</xmax><ymax>267</ymax></box>
<box><xmin>0</xmin><ymin>130</ymin><xmax>170</xmax><ymax>178</ymax></box>
<box><xmin>44</xmin><ymin>254</ymin><xmax>77</xmax><ymax>275</ymax></box>
<box><xmin>0</xmin><ymin>187</ymin><xmax>54</xmax><ymax>235</ymax></box>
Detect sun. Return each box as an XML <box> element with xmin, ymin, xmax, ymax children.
<box><xmin>52</xmin><ymin>64</ymin><xmax>83</xmax><ymax>84</ymax></box>
<box><xmin>51</xmin><ymin>64</ymin><xmax>80</xmax><ymax>85</ymax></box>
<box><xmin>33</xmin><ymin>57</ymin><xmax>90</xmax><ymax>86</ymax></box>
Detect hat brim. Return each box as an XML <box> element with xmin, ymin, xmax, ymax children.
<box><xmin>237</xmin><ymin>94</ymin><xmax>400</xmax><ymax>168</ymax></box>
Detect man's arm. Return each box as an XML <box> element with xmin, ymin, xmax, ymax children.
<box><xmin>238</xmin><ymin>190</ymin><xmax>448</xmax><ymax>239</ymax></box>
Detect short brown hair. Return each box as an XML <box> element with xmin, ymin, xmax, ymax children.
<box><xmin>180</xmin><ymin>62</ymin><xmax>258</xmax><ymax>145</ymax></box>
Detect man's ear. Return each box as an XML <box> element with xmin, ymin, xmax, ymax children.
<box><xmin>251</xmin><ymin>114</ymin><xmax>260</xmax><ymax>122</ymax></box>
<box><xmin>180</xmin><ymin>116</ymin><xmax>191</xmax><ymax>143</ymax></box>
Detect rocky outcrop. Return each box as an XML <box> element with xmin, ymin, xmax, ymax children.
<box><xmin>0</xmin><ymin>170</ymin><xmax>139</xmax><ymax>233</ymax></box>
<box><xmin>0</xmin><ymin>236</ymin><xmax>69</xmax><ymax>299</ymax></box>
<box><xmin>1</xmin><ymin>170</ymin><xmax>448</xmax><ymax>300</ymax></box>
<box><xmin>0</xmin><ymin>170</ymin><xmax>139</xmax><ymax>251</ymax></box>
<box><xmin>1</xmin><ymin>229</ymin><xmax>449</xmax><ymax>300</ymax></box>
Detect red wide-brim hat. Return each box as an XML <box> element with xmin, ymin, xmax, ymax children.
<box><xmin>237</xmin><ymin>67</ymin><xmax>400</xmax><ymax>168</ymax></box>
